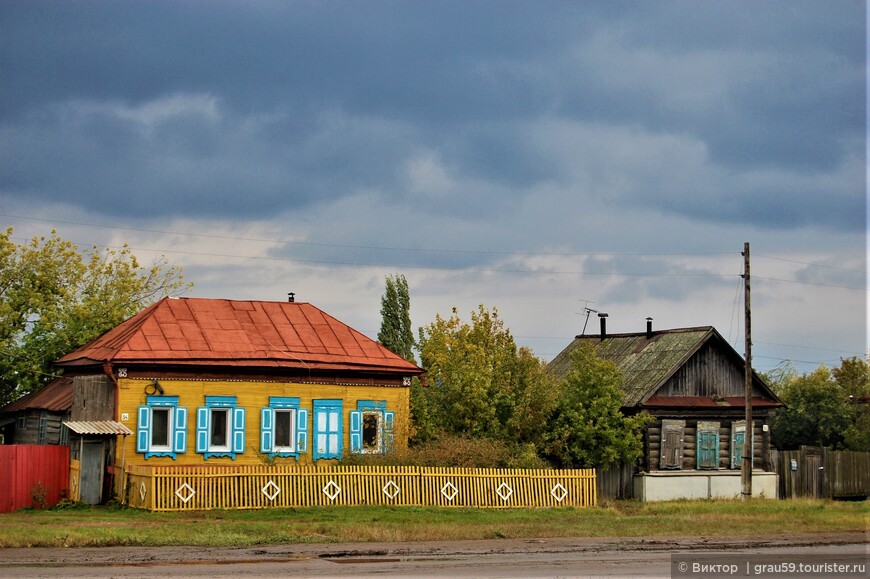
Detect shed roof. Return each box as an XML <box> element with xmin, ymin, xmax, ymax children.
<box><xmin>0</xmin><ymin>377</ymin><xmax>73</xmax><ymax>414</ymax></box>
<box><xmin>55</xmin><ymin>297</ymin><xmax>422</xmax><ymax>376</ymax></box>
<box><xmin>64</xmin><ymin>420</ymin><xmax>133</xmax><ymax>436</ymax></box>
<box><xmin>547</xmin><ymin>326</ymin><xmax>778</xmax><ymax>408</ymax></box>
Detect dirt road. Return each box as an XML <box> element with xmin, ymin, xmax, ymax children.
<box><xmin>0</xmin><ymin>532</ymin><xmax>866</xmax><ymax>578</ymax></box>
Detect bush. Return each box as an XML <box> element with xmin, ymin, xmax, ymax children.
<box><xmin>340</xmin><ymin>433</ymin><xmax>553</xmax><ymax>469</ymax></box>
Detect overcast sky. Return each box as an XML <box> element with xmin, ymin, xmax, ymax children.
<box><xmin>1</xmin><ymin>1</ymin><xmax>866</xmax><ymax>373</ymax></box>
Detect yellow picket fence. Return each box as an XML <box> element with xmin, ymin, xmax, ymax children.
<box><xmin>124</xmin><ymin>464</ymin><xmax>596</xmax><ymax>511</ymax></box>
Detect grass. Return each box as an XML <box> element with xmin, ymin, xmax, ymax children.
<box><xmin>0</xmin><ymin>498</ymin><xmax>866</xmax><ymax>548</ymax></box>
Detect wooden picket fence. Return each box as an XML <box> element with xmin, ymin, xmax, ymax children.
<box><xmin>123</xmin><ymin>464</ymin><xmax>596</xmax><ymax>511</ymax></box>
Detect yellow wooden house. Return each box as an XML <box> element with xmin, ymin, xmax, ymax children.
<box><xmin>54</xmin><ymin>296</ymin><xmax>423</xmax><ymax>504</ymax></box>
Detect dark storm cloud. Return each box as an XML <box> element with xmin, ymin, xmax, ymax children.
<box><xmin>0</xmin><ymin>0</ymin><xmax>864</xmax><ymax>232</ymax></box>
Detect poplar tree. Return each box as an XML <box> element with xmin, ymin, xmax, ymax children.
<box><xmin>377</xmin><ymin>274</ymin><xmax>415</xmax><ymax>363</ymax></box>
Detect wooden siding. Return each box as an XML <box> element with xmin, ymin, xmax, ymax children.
<box><xmin>646</xmin><ymin>419</ymin><xmax>765</xmax><ymax>472</ymax></box>
<box><xmin>122</xmin><ymin>465</ymin><xmax>596</xmax><ymax>511</ymax></box>
<box><xmin>657</xmin><ymin>342</ymin><xmax>768</xmax><ymax>398</ymax></box>
<box><xmin>7</xmin><ymin>410</ymin><xmax>68</xmax><ymax>445</ymax></box>
<box><xmin>114</xmin><ymin>377</ymin><xmax>410</xmax><ymax>470</ymax></box>
<box><xmin>71</xmin><ymin>375</ymin><xmax>114</xmax><ymax>421</ymax></box>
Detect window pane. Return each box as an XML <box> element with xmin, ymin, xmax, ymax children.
<box><xmin>328</xmin><ymin>411</ymin><xmax>338</xmax><ymax>431</ymax></box>
<box><xmin>152</xmin><ymin>408</ymin><xmax>171</xmax><ymax>448</ymax></box>
<box><xmin>362</xmin><ymin>413</ymin><xmax>380</xmax><ymax>450</ymax></box>
<box><xmin>328</xmin><ymin>433</ymin><xmax>339</xmax><ymax>453</ymax></box>
<box><xmin>275</xmin><ymin>409</ymin><xmax>295</xmax><ymax>450</ymax></box>
<box><xmin>211</xmin><ymin>409</ymin><xmax>228</xmax><ymax>447</ymax></box>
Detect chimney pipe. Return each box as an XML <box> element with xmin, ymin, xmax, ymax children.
<box><xmin>598</xmin><ymin>312</ymin><xmax>608</xmax><ymax>341</ymax></box>
<box><xmin>646</xmin><ymin>317</ymin><xmax>653</xmax><ymax>339</ymax></box>
<box><xmin>288</xmin><ymin>292</ymin><xmax>295</xmax><ymax>303</ymax></box>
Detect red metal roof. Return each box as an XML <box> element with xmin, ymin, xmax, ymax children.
<box><xmin>0</xmin><ymin>377</ymin><xmax>73</xmax><ymax>413</ymax></box>
<box><xmin>55</xmin><ymin>297</ymin><xmax>422</xmax><ymax>375</ymax></box>
<box><xmin>642</xmin><ymin>396</ymin><xmax>781</xmax><ymax>408</ymax></box>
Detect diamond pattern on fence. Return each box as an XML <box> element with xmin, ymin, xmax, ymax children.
<box><xmin>125</xmin><ymin>466</ymin><xmax>596</xmax><ymax>511</ymax></box>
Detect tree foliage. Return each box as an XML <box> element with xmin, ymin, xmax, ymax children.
<box><xmin>0</xmin><ymin>228</ymin><xmax>191</xmax><ymax>405</ymax></box>
<box><xmin>769</xmin><ymin>357</ymin><xmax>869</xmax><ymax>451</ymax></box>
<box><xmin>834</xmin><ymin>357</ymin><xmax>870</xmax><ymax>451</ymax></box>
<box><xmin>413</xmin><ymin>305</ymin><xmax>557</xmax><ymax>448</ymax></box>
<box><xmin>377</xmin><ymin>274</ymin><xmax>415</xmax><ymax>363</ymax></box>
<box><xmin>540</xmin><ymin>343</ymin><xmax>650</xmax><ymax>468</ymax></box>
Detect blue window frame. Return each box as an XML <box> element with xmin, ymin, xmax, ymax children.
<box><xmin>196</xmin><ymin>396</ymin><xmax>245</xmax><ymax>460</ymax></box>
<box><xmin>313</xmin><ymin>399</ymin><xmax>342</xmax><ymax>460</ymax></box>
<box><xmin>137</xmin><ymin>395</ymin><xmax>187</xmax><ymax>460</ymax></box>
<box><xmin>260</xmin><ymin>397</ymin><xmax>308</xmax><ymax>459</ymax></box>
<box><xmin>349</xmin><ymin>400</ymin><xmax>395</xmax><ymax>455</ymax></box>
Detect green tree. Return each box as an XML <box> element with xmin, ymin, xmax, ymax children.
<box><xmin>770</xmin><ymin>365</ymin><xmax>853</xmax><ymax>450</ymax></box>
<box><xmin>833</xmin><ymin>357</ymin><xmax>870</xmax><ymax>451</ymax></box>
<box><xmin>541</xmin><ymin>343</ymin><xmax>650</xmax><ymax>468</ymax></box>
<box><xmin>413</xmin><ymin>305</ymin><xmax>557</xmax><ymax>447</ymax></box>
<box><xmin>0</xmin><ymin>228</ymin><xmax>191</xmax><ymax>405</ymax></box>
<box><xmin>377</xmin><ymin>274</ymin><xmax>415</xmax><ymax>363</ymax></box>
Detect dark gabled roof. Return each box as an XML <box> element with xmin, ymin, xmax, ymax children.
<box><xmin>55</xmin><ymin>297</ymin><xmax>423</xmax><ymax>376</ymax></box>
<box><xmin>0</xmin><ymin>377</ymin><xmax>73</xmax><ymax>414</ymax></box>
<box><xmin>547</xmin><ymin>326</ymin><xmax>780</xmax><ymax>408</ymax></box>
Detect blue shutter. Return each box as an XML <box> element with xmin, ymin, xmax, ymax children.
<box><xmin>261</xmin><ymin>408</ymin><xmax>273</xmax><ymax>453</ymax></box>
<box><xmin>136</xmin><ymin>406</ymin><xmax>150</xmax><ymax>454</ymax></box>
<box><xmin>173</xmin><ymin>407</ymin><xmax>187</xmax><ymax>454</ymax></box>
<box><xmin>196</xmin><ymin>407</ymin><xmax>209</xmax><ymax>453</ymax></box>
<box><xmin>349</xmin><ymin>410</ymin><xmax>362</xmax><ymax>453</ymax></box>
<box><xmin>384</xmin><ymin>410</ymin><xmax>395</xmax><ymax>453</ymax></box>
<box><xmin>697</xmin><ymin>430</ymin><xmax>718</xmax><ymax>469</ymax></box>
<box><xmin>232</xmin><ymin>407</ymin><xmax>246</xmax><ymax>454</ymax></box>
<box><xmin>296</xmin><ymin>408</ymin><xmax>308</xmax><ymax>453</ymax></box>
<box><xmin>732</xmin><ymin>431</ymin><xmax>744</xmax><ymax>469</ymax></box>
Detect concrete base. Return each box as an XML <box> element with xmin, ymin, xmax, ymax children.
<box><xmin>633</xmin><ymin>471</ymin><xmax>778</xmax><ymax>501</ymax></box>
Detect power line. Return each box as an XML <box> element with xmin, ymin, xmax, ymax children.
<box><xmin>755</xmin><ymin>253</ymin><xmax>865</xmax><ymax>274</ymax></box>
<box><xmin>2</xmin><ymin>214</ymin><xmax>735</xmax><ymax>259</ymax></box>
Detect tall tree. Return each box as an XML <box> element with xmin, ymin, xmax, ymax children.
<box><xmin>541</xmin><ymin>343</ymin><xmax>650</xmax><ymax>469</ymax></box>
<box><xmin>413</xmin><ymin>305</ymin><xmax>557</xmax><ymax>446</ymax></box>
<box><xmin>377</xmin><ymin>274</ymin><xmax>415</xmax><ymax>363</ymax></box>
<box><xmin>0</xmin><ymin>228</ymin><xmax>191</xmax><ymax>405</ymax></box>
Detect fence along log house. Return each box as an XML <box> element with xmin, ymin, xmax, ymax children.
<box><xmin>53</xmin><ymin>296</ymin><xmax>424</xmax><ymax>505</ymax></box>
<box><xmin>548</xmin><ymin>319</ymin><xmax>783</xmax><ymax>501</ymax></box>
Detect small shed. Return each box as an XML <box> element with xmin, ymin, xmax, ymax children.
<box><xmin>0</xmin><ymin>377</ymin><xmax>72</xmax><ymax>446</ymax></box>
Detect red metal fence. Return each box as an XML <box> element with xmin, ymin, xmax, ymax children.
<box><xmin>0</xmin><ymin>445</ymin><xmax>70</xmax><ymax>512</ymax></box>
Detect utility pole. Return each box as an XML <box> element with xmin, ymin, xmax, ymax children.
<box><xmin>741</xmin><ymin>242</ymin><xmax>753</xmax><ymax>500</ymax></box>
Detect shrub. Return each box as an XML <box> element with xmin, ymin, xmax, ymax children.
<box><xmin>340</xmin><ymin>433</ymin><xmax>553</xmax><ymax>469</ymax></box>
